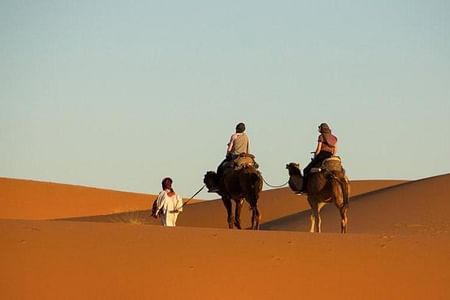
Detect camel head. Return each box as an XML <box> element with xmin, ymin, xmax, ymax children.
<box><xmin>286</xmin><ymin>162</ymin><xmax>302</xmax><ymax>176</ymax></box>
<box><xmin>203</xmin><ymin>171</ymin><xmax>219</xmax><ymax>190</ymax></box>
<box><xmin>286</xmin><ymin>162</ymin><xmax>303</xmax><ymax>193</ymax></box>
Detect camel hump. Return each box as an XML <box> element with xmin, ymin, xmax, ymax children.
<box><xmin>321</xmin><ymin>156</ymin><xmax>344</xmax><ymax>173</ymax></box>
<box><xmin>233</xmin><ymin>153</ymin><xmax>258</xmax><ymax>170</ymax></box>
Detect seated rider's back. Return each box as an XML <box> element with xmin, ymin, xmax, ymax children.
<box><xmin>230</xmin><ymin>133</ymin><xmax>249</xmax><ymax>156</ymax></box>
<box><xmin>319</xmin><ymin>133</ymin><xmax>337</xmax><ymax>154</ymax></box>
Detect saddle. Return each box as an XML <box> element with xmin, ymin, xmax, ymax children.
<box><xmin>232</xmin><ymin>153</ymin><xmax>259</xmax><ymax>170</ymax></box>
<box><xmin>311</xmin><ymin>156</ymin><xmax>345</xmax><ymax>175</ymax></box>
<box><xmin>321</xmin><ymin>156</ymin><xmax>344</xmax><ymax>172</ymax></box>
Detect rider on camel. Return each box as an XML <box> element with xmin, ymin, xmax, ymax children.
<box><xmin>208</xmin><ymin>122</ymin><xmax>250</xmax><ymax>192</ymax></box>
<box><xmin>300</xmin><ymin>122</ymin><xmax>338</xmax><ymax>193</ymax></box>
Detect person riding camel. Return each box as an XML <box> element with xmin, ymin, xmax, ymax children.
<box><xmin>208</xmin><ymin>122</ymin><xmax>250</xmax><ymax>192</ymax></box>
<box><xmin>226</xmin><ymin>122</ymin><xmax>249</xmax><ymax>158</ymax></box>
<box><xmin>300</xmin><ymin>122</ymin><xmax>338</xmax><ymax>193</ymax></box>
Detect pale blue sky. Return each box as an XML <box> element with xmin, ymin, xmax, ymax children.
<box><xmin>1</xmin><ymin>1</ymin><xmax>449</xmax><ymax>199</ymax></box>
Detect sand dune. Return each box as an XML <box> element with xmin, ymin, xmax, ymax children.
<box><xmin>1</xmin><ymin>175</ymin><xmax>449</xmax><ymax>299</ymax></box>
<box><xmin>0</xmin><ymin>178</ymin><xmax>154</xmax><ymax>220</ymax></box>
<box><xmin>1</xmin><ymin>177</ymin><xmax>404</xmax><ymax>226</ymax></box>
<box><xmin>60</xmin><ymin>179</ymin><xmax>407</xmax><ymax>229</ymax></box>
<box><xmin>263</xmin><ymin>174</ymin><xmax>450</xmax><ymax>234</ymax></box>
<box><xmin>0</xmin><ymin>177</ymin><xmax>200</xmax><ymax>220</ymax></box>
<box><xmin>1</xmin><ymin>219</ymin><xmax>449</xmax><ymax>299</ymax></box>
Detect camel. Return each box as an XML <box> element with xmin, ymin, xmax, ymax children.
<box><xmin>204</xmin><ymin>159</ymin><xmax>263</xmax><ymax>230</ymax></box>
<box><xmin>286</xmin><ymin>161</ymin><xmax>349</xmax><ymax>233</ymax></box>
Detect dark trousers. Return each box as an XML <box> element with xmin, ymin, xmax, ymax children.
<box><xmin>217</xmin><ymin>154</ymin><xmax>235</xmax><ymax>177</ymax></box>
<box><xmin>302</xmin><ymin>151</ymin><xmax>333</xmax><ymax>191</ymax></box>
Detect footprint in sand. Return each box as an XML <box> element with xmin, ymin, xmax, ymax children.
<box><xmin>379</xmin><ymin>234</ymin><xmax>393</xmax><ymax>248</ymax></box>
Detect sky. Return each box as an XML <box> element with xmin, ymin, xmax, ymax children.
<box><xmin>1</xmin><ymin>1</ymin><xmax>449</xmax><ymax>200</ymax></box>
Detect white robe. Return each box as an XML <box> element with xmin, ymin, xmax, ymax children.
<box><xmin>155</xmin><ymin>190</ymin><xmax>183</xmax><ymax>227</ymax></box>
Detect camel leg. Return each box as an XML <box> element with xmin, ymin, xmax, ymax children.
<box><xmin>309</xmin><ymin>212</ymin><xmax>316</xmax><ymax>232</ymax></box>
<box><xmin>310</xmin><ymin>203</ymin><xmax>326</xmax><ymax>232</ymax></box>
<box><xmin>339</xmin><ymin>205</ymin><xmax>348</xmax><ymax>233</ymax></box>
<box><xmin>234</xmin><ymin>199</ymin><xmax>243</xmax><ymax>229</ymax></box>
<box><xmin>310</xmin><ymin>203</ymin><xmax>320</xmax><ymax>233</ymax></box>
<box><xmin>308</xmin><ymin>197</ymin><xmax>317</xmax><ymax>232</ymax></box>
<box><xmin>341</xmin><ymin>179</ymin><xmax>350</xmax><ymax>233</ymax></box>
<box><xmin>311</xmin><ymin>208</ymin><xmax>320</xmax><ymax>233</ymax></box>
<box><xmin>247</xmin><ymin>192</ymin><xmax>261</xmax><ymax>230</ymax></box>
<box><xmin>309</xmin><ymin>197</ymin><xmax>325</xmax><ymax>233</ymax></box>
<box><xmin>222</xmin><ymin>197</ymin><xmax>234</xmax><ymax>229</ymax></box>
<box><xmin>333</xmin><ymin>184</ymin><xmax>348</xmax><ymax>233</ymax></box>
<box><xmin>251</xmin><ymin>206</ymin><xmax>261</xmax><ymax>230</ymax></box>
<box><xmin>317</xmin><ymin>202</ymin><xmax>326</xmax><ymax>233</ymax></box>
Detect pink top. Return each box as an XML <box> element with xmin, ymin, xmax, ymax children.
<box><xmin>318</xmin><ymin>133</ymin><xmax>337</xmax><ymax>153</ymax></box>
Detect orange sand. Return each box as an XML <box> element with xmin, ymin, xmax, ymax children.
<box><xmin>1</xmin><ymin>175</ymin><xmax>449</xmax><ymax>299</ymax></box>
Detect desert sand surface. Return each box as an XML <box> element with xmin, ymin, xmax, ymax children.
<box><xmin>1</xmin><ymin>175</ymin><xmax>449</xmax><ymax>299</ymax></box>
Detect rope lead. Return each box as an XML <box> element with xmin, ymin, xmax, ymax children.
<box><xmin>182</xmin><ymin>184</ymin><xmax>206</xmax><ymax>207</ymax></box>
<box><xmin>262</xmin><ymin>176</ymin><xmax>289</xmax><ymax>188</ymax></box>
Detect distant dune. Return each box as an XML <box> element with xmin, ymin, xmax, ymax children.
<box><xmin>0</xmin><ymin>177</ymin><xmax>155</xmax><ymax>220</ymax></box>
<box><xmin>1</xmin><ymin>175</ymin><xmax>449</xmax><ymax>299</ymax></box>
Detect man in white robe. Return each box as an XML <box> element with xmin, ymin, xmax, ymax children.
<box><xmin>154</xmin><ymin>178</ymin><xmax>183</xmax><ymax>227</ymax></box>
